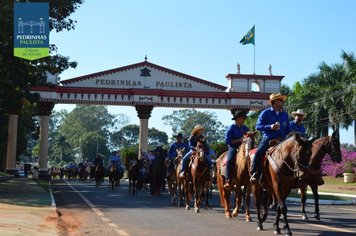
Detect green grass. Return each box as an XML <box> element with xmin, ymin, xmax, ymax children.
<box><xmin>33</xmin><ymin>178</ymin><xmax>50</xmax><ymax>192</ymax></box>
<box><xmin>0</xmin><ymin>172</ymin><xmax>11</xmax><ymax>177</ymax></box>
<box><xmin>288</xmin><ymin>192</ymin><xmax>354</xmax><ymax>201</ymax></box>
<box><xmin>316</xmin><ymin>176</ymin><xmax>356</xmax><ymax>195</ymax></box>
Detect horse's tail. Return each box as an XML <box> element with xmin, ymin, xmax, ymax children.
<box><xmin>216</xmin><ymin>157</ymin><xmax>226</xmax><ymax>208</ymax></box>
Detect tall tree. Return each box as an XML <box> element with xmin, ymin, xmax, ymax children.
<box><xmin>0</xmin><ymin>0</ymin><xmax>84</xmax><ymax>169</ymax></box>
<box><xmin>162</xmin><ymin>109</ymin><xmax>225</xmax><ymax>143</ymax></box>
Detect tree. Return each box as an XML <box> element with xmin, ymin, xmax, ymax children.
<box><xmin>148</xmin><ymin>128</ymin><xmax>168</xmax><ymax>146</ymax></box>
<box><xmin>0</xmin><ymin>0</ymin><xmax>84</xmax><ymax>169</ymax></box>
<box><xmin>162</xmin><ymin>109</ymin><xmax>226</xmax><ymax>144</ymax></box>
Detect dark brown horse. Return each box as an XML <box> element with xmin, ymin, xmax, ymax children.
<box><xmin>94</xmin><ymin>163</ymin><xmax>104</xmax><ymax>188</ymax></box>
<box><xmin>149</xmin><ymin>149</ymin><xmax>166</xmax><ymax>196</ymax></box>
<box><xmin>128</xmin><ymin>159</ymin><xmax>143</xmax><ymax>195</ymax></box>
<box><xmin>299</xmin><ymin>130</ymin><xmax>341</xmax><ymax>220</ymax></box>
<box><xmin>217</xmin><ymin>131</ymin><xmax>256</xmax><ymax>219</ymax></box>
<box><xmin>253</xmin><ymin>132</ymin><xmax>314</xmax><ymax>235</ymax></box>
<box><xmin>191</xmin><ymin>141</ymin><xmax>210</xmax><ymax>213</ymax></box>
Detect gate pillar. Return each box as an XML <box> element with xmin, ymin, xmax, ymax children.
<box><xmin>37</xmin><ymin>102</ymin><xmax>55</xmax><ymax>180</ymax></box>
<box><xmin>135</xmin><ymin>105</ymin><xmax>153</xmax><ymax>159</ymax></box>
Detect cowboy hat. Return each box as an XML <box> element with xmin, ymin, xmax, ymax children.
<box><xmin>191</xmin><ymin>125</ymin><xmax>204</xmax><ymax>135</ymax></box>
<box><xmin>269</xmin><ymin>92</ymin><xmax>287</xmax><ymax>104</ymax></box>
<box><xmin>155</xmin><ymin>142</ymin><xmax>164</xmax><ymax>147</ymax></box>
<box><xmin>231</xmin><ymin>110</ymin><xmax>248</xmax><ymax>120</ymax></box>
<box><xmin>174</xmin><ymin>133</ymin><xmax>183</xmax><ymax>138</ymax></box>
<box><xmin>291</xmin><ymin>109</ymin><xmax>306</xmax><ymax>117</ymax></box>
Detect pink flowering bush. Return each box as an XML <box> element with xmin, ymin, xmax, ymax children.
<box><xmin>321</xmin><ymin>149</ymin><xmax>356</xmax><ymax>177</ymax></box>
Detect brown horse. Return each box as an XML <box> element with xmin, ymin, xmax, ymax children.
<box><xmin>95</xmin><ymin>163</ymin><xmax>104</xmax><ymax>188</ymax></box>
<box><xmin>108</xmin><ymin>164</ymin><xmax>120</xmax><ymax>190</ymax></box>
<box><xmin>299</xmin><ymin>130</ymin><xmax>341</xmax><ymax>220</ymax></box>
<box><xmin>253</xmin><ymin>132</ymin><xmax>314</xmax><ymax>235</ymax></box>
<box><xmin>191</xmin><ymin>141</ymin><xmax>210</xmax><ymax>213</ymax></box>
<box><xmin>216</xmin><ymin>131</ymin><xmax>256</xmax><ymax>219</ymax></box>
<box><xmin>176</xmin><ymin>148</ymin><xmax>190</xmax><ymax>208</ymax></box>
<box><xmin>166</xmin><ymin>148</ymin><xmax>185</xmax><ymax>205</ymax></box>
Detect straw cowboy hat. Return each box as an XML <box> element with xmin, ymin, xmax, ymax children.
<box><xmin>191</xmin><ymin>125</ymin><xmax>204</xmax><ymax>135</ymax></box>
<box><xmin>231</xmin><ymin>110</ymin><xmax>248</xmax><ymax>120</ymax></box>
<box><xmin>291</xmin><ymin>109</ymin><xmax>307</xmax><ymax>118</ymax></box>
<box><xmin>269</xmin><ymin>92</ymin><xmax>287</xmax><ymax>104</ymax></box>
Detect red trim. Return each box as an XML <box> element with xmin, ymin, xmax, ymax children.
<box><xmin>31</xmin><ymin>86</ymin><xmax>271</xmax><ymax>100</ymax></box>
<box><xmin>226</xmin><ymin>73</ymin><xmax>284</xmax><ymax>81</ymax></box>
<box><xmin>60</xmin><ymin>61</ymin><xmax>227</xmax><ymax>90</ymax></box>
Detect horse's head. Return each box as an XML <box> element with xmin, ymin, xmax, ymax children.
<box><xmin>176</xmin><ymin>148</ymin><xmax>185</xmax><ymax>161</ymax></box>
<box><xmin>243</xmin><ymin>131</ymin><xmax>257</xmax><ymax>157</ymax></box>
<box><xmin>329</xmin><ymin>130</ymin><xmax>342</xmax><ymax>163</ymax></box>
<box><xmin>195</xmin><ymin>141</ymin><xmax>205</xmax><ymax>161</ymax></box>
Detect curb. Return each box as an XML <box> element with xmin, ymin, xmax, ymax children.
<box><xmin>286</xmin><ymin>196</ymin><xmax>356</xmax><ymax>205</ymax></box>
<box><xmin>49</xmin><ymin>180</ymin><xmax>57</xmax><ymax>208</ymax></box>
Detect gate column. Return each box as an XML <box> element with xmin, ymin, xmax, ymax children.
<box><xmin>5</xmin><ymin>102</ymin><xmax>22</xmax><ymax>175</ymax></box>
<box><xmin>37</xmin><ymin>102</ymin><xmax>55</xmax><ymax>180</ymax></box>
<box><xmin>135</xmin><ymin>105</ymin><xmax>153</xmax><ymax>159</ymax></box>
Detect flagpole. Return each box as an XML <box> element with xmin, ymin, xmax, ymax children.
<box><xmin>254</xmin><ymin>44</ymin><xmax>255</xmax><ymax>74</ymax></box>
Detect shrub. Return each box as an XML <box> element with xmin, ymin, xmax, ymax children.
<box><xmin>321</xmin><ymin>149</ymin><xmax>356</xmax><ymax>177</ymax></box>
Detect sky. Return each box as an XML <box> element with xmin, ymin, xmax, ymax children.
<box><xmin>51</xmin><ymin>0</ymin><xmax>356</xmax><ymax>144</ymax></box>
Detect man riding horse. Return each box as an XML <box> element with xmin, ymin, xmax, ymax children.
<box><xmin>223</xmin><ymin>110</ymin><xmax>250</xmax><ymax>189</ymax></box>
<box><xmin>179</xmin><ymin>125</ymin><xmax>212</xmax><ymax>178</ymax></box>
<box><xmin>250</xmin><ymin>92</ymin><xmax>291</xmax><ymax>184</ymax></box>
<box><xmin>108</xmin><ymin>150</ymin><xmax>124</xmax><ymax>176</ymax></box>
<box><xmin>167</xmin><ymin>133</ymin><xmax>188</xmax><ymax>176</ymax></box>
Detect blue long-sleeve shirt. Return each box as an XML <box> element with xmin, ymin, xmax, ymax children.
<box><xmin>256</xmin><ymin>107</ymin><xmax>291</xmax><ymax>140</ymax></box>
<box><xmin>225</xmin><ymin>124</ymin><xmax>250</xmax><ymax>148</ymax></box>
<box><xmin>168</xmin><ymin>142</ymin><xmax>188</xmax><ymax>158</ymax></box>
<box><xmin>290</xmin><ymin>121</ymin><xmax>306</xmax><ymax>134</ymax></box>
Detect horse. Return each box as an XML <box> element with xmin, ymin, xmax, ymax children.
<box><xmin>203</xmin><ymin>159</ymin><xmax>217</xmax><ymax>208</ymax></box>
<box><xmin>191</xmin><ymin>140</ymin><xmax>210</xmax><ymax>213</ymax></box>
<box><xmin>148</xmin><ymin>149</ymin><xmax>166</xmax><ymax>196</ymax></box>
<box><xmin>108</xmin><ymin>162</ymin><xmax>122</xmax><ymax>190</ymax></box>
<box><xmin>176</xmin><ymin>148</ymin><xmax>189</xmax><ymax>208</ymax></box>
<box><xmin>128</xmin><ymin>159</ymin><xmax>143</xmax><ymax>195</ymax></box>
<box><xmin>166</xmin><ymin>148</ymin><xmax>185</xmax><ymax>205</ymax></box>
<box><xmin>216</xmin><ymin>131</ymin><xmax>256</xmax><ymax>220</ymax></box>
<box><xmin>299</xmin><ymin>130</ymin><xmax>342</xmax><ymax>220</ymax></box>
<box><xmin>253</xmin><ymin>132</ymin><xmax>314</xmax><ymax>235</ymax></box>
<box><xmin>94</xmin><ymin>163</ymin><xmax>104</xmax><ymax>188</ymax></box>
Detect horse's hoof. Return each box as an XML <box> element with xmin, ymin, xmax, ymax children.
<box><xmin>274</xmin><ymin>229</ymin><xmax>281</xmax><ymax>235</ymax></box>
<box><xmin>246</xmin><ymin>217</ymin><xmax>251</xmax><ymax>222</ymax></box>
<box><xmin>225</xmin><ymin>212</ymin><xmax>232</xmax><ymax>219</ymax></box>
<box><xmin>257</xmin><ymin>226</ymin><xmax>263</xmax><ymax>231</ymax></box>
<box><xmin>284</xmin><ymin>230</ymin><xmax>292</xmax><ymax>236</ymax></box>
<box><xmin>186</xmin><ymin>205</ymin><xmax>190</xmax><ymax>210</ymax></box>
<box><xmin>195</xmin><ymin>208</ymin><xmax>200</xmax><ymax>213</ymax></box>
<box><xmin>302</xmin><ymin>214</ymin><xmax>309</xmax><ymax>220</ymax></box>
<box><xmin>314</xmin><ymin>214</ymin><xmax>320</xmax><ymax>220</ymax></box>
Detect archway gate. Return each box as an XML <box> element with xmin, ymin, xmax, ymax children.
<box><xmin>6</xmin><ymin>59</ymin><xmax>283</xmax><ymax>179</ymax></box>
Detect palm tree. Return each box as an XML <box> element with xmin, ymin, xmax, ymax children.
<box><xmin>341</xmin><ymin>51</ymin><xmax>356</xmax><ymax>145</ymax></box>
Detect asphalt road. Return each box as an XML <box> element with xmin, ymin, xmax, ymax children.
<box><xmin>51</xmin><ymin>179</ymin><xmax>356</xmax><ymax>236</ymax></box>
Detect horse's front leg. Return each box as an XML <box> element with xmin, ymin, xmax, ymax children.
<box><xmin>194</xmin><ymin>180</ymin><xmax>200</xmax><ymax>213</ymax></box>
<box><xmin>300</xmin><ymin>184</ymin><xmax>308</xmax><ymax>220</ymax></box>
<box><xmin>245</xmin><ymin>185</ymin><xmax>252</xmax><ymax>222</ymax></box>
<box><xmin>311</xmin><ymin>184</ymin><xmax>320</xmax><ymax>220</ymax></box>
<box><xmin>251</xmin><ymin>184</ymin><xmax>264</xmax><ymax>231</ymax></box>
<box><xmin>232</xmin><ymin>183</ymin><xmax>241</xmax><ymax>218</ymax></box>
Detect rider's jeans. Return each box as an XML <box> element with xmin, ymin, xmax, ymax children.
<box><xmin>251</xmin><ymin>138</ymin><xmax>270</xmax><ymax>175</ymax></box>
<box><xmin>226</xmin><ymin>146</ymin><xmax>237</xmax><ymax>180</ymax></box>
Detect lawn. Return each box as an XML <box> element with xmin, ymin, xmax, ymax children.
<box><xmin>317</xmin><ymin>176</ymin><xmax>356</xmax><ymax>195</ymax></box>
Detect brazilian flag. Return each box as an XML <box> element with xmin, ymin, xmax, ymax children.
<box><xmin>240</xmin><ymin>25</ymin><xmax>255</xmax><ymax>45</ymax></box>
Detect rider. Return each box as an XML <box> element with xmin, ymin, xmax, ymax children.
<box><xmin>224</xmin><ymin>110</ymin><xmax>250</xmax><ymax>189</ymax></box>
<box><xmin>93</xmin><ymin>154</ymin><xmax>104</xmax><ymax>167</ymax></box>
<box><xmin>109</xmin><ymin>151</ymin><xmax>124</xmax><ymax>174</ymax></box>
<box><xmin>290</xmin><ymin>109</ymin><xmax>307</xmax><ymax>137</ymax></box>
<box><xmin>179</xmin><ymin>125</ymin><xmax>212</xmax><ymax>178</ymax></box>
<box><xmin>167</xmin><ymin>133</ymin><xmax>188</xmax><ymax>175</ymax></box>
<box><xmin>250</xmin><ymin>93</ymin><xmax>291</xmax><ymax>184</ymax></box>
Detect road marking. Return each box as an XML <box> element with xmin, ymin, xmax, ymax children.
<box><xmin>308</xmin><ymin>223</ymin><xmax>356</xmax><ymax>233</ymax></box>
<box><xmin>65</xmin><ymin>180</ymin><xmax>129</xmax><ymax>236</ymax></box>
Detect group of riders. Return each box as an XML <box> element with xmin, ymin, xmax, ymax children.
<box><xmin>54</xmin><ymin>92</ymin><xmax>318</xmax><ymax>193</ymax></box>
<box><xmin>170</xmin><ymin>92</ymin><xmax>320</xmax><ymax>190</ymax></box>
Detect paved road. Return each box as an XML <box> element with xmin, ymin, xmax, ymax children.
<box><xmin>51</xmin><ymin>179</ymin><xmax>356</xmax><ymax>236</ymax></box>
